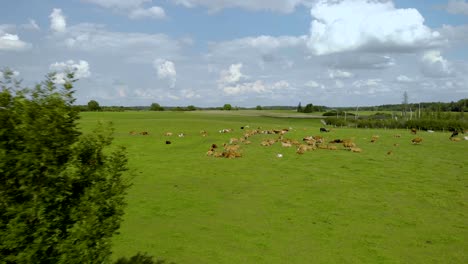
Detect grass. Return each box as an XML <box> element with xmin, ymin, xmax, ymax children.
<box><xmin>78</xmin><ymin>111</ymin><xmax>467</xmax><ymax>264</ymax></box>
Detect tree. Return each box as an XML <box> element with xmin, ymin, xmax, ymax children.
<box><xmin>87</xmin><ymin>99</ymin><xmax>101</xmax><ymax>111</ymax></box>
<box><xmin>0</xmin><ymin>69</ymin><xmax>129</xmax><ymax>263</ymax></box>
<box><xmin>223</xmin><ymin>104</ymin><xmax>232</xmax><ymax>110</ymax></box>
<box><xmin>256</xmin><ymin>105</ymin><xmax>263</xmax><ymax>110</ymax></box>
<box><xmin>186</xmin><ymin>105</ymin><xmax>196</xmax><ymax>111</ymax></box>
<box><xmin>150</xmin><ymin>102</ymin><xmax>164</xmax><ymax>111</ymax></box>
<box><xmin>297</xmin><ymin>102</ymin><xmax>303</xmax><ymax>113</ymax></box>
<box><xmin>303</xmin><ymin>103</ymin><xmax>313</xmax><ymax>113</ymax></box>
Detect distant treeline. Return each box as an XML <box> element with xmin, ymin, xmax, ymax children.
<box><xmin>324</xmin><ymin>111</ymin><xmax>467</xmax><ymax>132</ymax></box>
<box><xmin>336</xmin><ymin>98</ymin><xmax>467</xmax><ymax>113</ymax></box>
<box><xmin>75</xmin><ymin>98</ymin><xmax>467</xmax><ymax>113</ymax></box>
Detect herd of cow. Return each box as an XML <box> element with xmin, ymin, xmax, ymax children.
<box><xmin>127</xmin><ymin>126</ymin><xmax>465</xmax><ymax>159</ymax></box>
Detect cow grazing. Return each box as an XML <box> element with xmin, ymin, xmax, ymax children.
<box><xmin>178</xmin><ymin>133</ymin><xmax>185</xmax><ymax>138</ymax></box>
<box><xmin>343</xmin><ymin>141</ymin><xmax>356</xmax><ymax>149</ymax></box>
<box><xmin>165</xmin><ymin>140</ymin><xmax>171</xmax><ymax>144</ymax></box>
<box><xmin>164</xmin><ymin>132</ymin><xmax>173</xmax><ymax>136</ymax></box>
<box><xmin>411</xmin><ymin>128</ymin><xmax>417</xmax><ymax>134</ymax></box>
<box><xmin>370</xmin><ymin>135</ymin><xmax>379</xmax><ymax>143</ymax></box>
<box><xmin>350</xmin><ymin>147</ymin><xmax>362</xmax><ymax>153</ymax></box>
<box><xmin>450</xmin><ymin>131</ymin><xmax>459</xmax><ymax>138</ymax></box>
<box><xmin>320</xmin><ymin>127</ymin><xmax>330</xmax><ymax>132</ymax></box>
<box><xmin>411</xmin><ymin>137</ymin><xmax>423</xmax><ymax>144</ymax></box>
<box><xmin>140</xmin><ymin>131</ymin><xmax>149</xmax><ymax>135</ymax></box>
<box><xmin>387</xmin><ymin>150</ymin><xmax>393</xmax><ymax>155</ymax></box>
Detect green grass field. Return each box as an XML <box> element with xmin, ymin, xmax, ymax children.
<box><xmin>78</xmin><ymin>111</ymin><xmax>467</xmax><ymax>264</ymax></box>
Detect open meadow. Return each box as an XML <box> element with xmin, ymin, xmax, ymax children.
<box><xmin>78</xmin><ymin>111</ymin><xmax>467</xmax><ymax>264</ymax></box>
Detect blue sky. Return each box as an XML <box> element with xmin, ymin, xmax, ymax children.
<box><xmin>1</xmin><ymin>0</ymin><xmax>467</xmax><ymax>107</ymax></box>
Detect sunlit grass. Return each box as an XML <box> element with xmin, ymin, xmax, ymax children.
<box><xmin>79</xmin><ymin>111</ymin><xmax>468</xmax><ymax>264</ymax></box>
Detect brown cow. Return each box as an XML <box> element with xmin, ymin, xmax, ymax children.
<box><xmin>350</xmin><ymin>147</ymin><xmax>362</xmax><ymax>153</ymax></box>
<box><xmin>411</xmin><ymin>137</ymin><xmax>423</xmax><ymax>144</ymax></box>
<box><xmin>140</xmin><ymin>131</ymin><xmax>149</xmax><ymax>135</ymax></box>
<box><xmin>411</xmin><ymin>128</ymin><xmax>417</xmax><ymax>134</ymax></box>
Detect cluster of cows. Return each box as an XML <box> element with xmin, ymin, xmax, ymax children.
<box><xmin>206</xmin><ymin>127</ymin><xmax>364</xmax><ymax>158</ymax></box>
<box><xmin>130</xmin><ymin>126</ymin><xmax>465</xmax><ymax>159</ymax></box>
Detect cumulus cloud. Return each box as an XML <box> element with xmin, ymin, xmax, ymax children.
<box><xmin>421</xmin><ymin>50</ymin><xmax>453</xmax><ymax>77</ymax></box>
<box><xmin>219</xmin><ymin>63</ymin><xmax>245</xmax><ymax>85</ymax></box>
<box><xmin>307</xmin><ymin>0</ymin><xmax>442</xmax><ymax>55</ymax></box>
<box><xmin>154</xmin><ymin>59</ymin><xmax>177</xmax><ymax>88</ymax></box>
<box><xmin>83</xmin><ymin>0</ymin><xmax>166</xmax><ymax>19</ymax></box>
<box><xmin>50</xmin><ymin>60</ymin><xmax>91</xmax><ymax>83</ymax></box>
<box><xmin>304</xmin><ymin>80</ymin><xmax>325</xmax><ymax>89</ymax></box>
<box><xmin>171</xmin><ymin>0</ymin><xmax>310</xmax><ymax>13</ymax></box>
<box><xmin>129</xmin><ymin>6</ymin><xmax>166</xmax><ymax>19</ymax></box>
<box><xmin>396</xmin><ymin>75</ymin><xmax>414</xmax><ymax>82</ymax></box>
<box><xmin>446</xmin><ymin>0</ymin><xmax>468</xmax><ymax>15</ymax></box>
<box><xmin>223</xmin><ymin>80</ymin><xmax>290</xmax><ymax>95</ymax></box>
<box><xmin>50</xmin><ymin>8</ymin><xmax>66</xmax><ymax>33</ymax></box>
<box><xmin>328</xmin><ymin>69</ymin><xmax>354</xmax><ymax>79</ymax></box>
<box><xmin>0</xmin><ymin>32</ymin><xmax>31</xmax><ymax>51</ymax></box>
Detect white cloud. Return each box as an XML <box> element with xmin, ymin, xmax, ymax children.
<box><xmin>396</xmin><ymin>75</ymin><xmax>414</xmax><ymax>82</ymax></box>
<box><xmin>83</xmin><ymin>0</ymin><xmax>166</xmax><ymax>19</ymax></box>
<box><xmin>82</xmin><ymin>0</ymin><xmax>151</xmax><ymax>9</ymax></box>
<box><xmin>446</xmin><ymin>0</ymin><xmax>468</xmax><ymax>15</ymax></box>
<box><xmin>50</xmin><ymin>60</ymin><xmax>91</xmax><ymax>83</ymax></box>
<box><xmin>129</xmin><ymin>6</ymin><xmax>166</xmax><ymax>19</ymax></box>
<box><xmin>154</xmin><ymin>59</ymin><xmax>177</xmax><ymax>88</ymax></box>
<box><xmin>0</xmin><ymin>32</ymin><xmax>31</xmax><ymax>51</ymax></box>
<box><xmin>305</xmin><ymin>80</ymin><xmax>320</xmax><ymax>88</ymax></box>
<box><xmin>50</xmin><ymin>8</ymin><xmax>66</xmax><ymax>33</ymax></box>
<box><xmin>421</xmin><ymin>50</ymin><xmax>453</xmax><ymax>77</ymax></box>
<box><xmin>22</xmin><ymin>19</ymin><xmax>40</xmax><ymax>31</ymax></box>
<box><xmin>209</xmin><ymin>35</ymin><xmax>307</xmax><ymax>57</ymax></box>
<box><xmin>328</xmin><ymin>69</ymin><xmax>354</xmax><ymax>79</ymax></box>
<box><xmin>55</xmin><ymin>23</ymin><xmax>182</xmax><ymax>62</ymax></box>
<box><xmin>223</xmin><ymin>80</ymin><xmax>290</xmax><ymax>95</ymax></box>
<box><xmin>171</xmin><ymin>0</ymin><xmax>310</xmax><ymax>13</ymax></box>
<box><xmin>307</xmin><ymin>0</ymin><xmax>442</xmax><ymax>55</ymax></box>
<box><xmin>219</xmin><ymin>63</ymin><xmax>245</xmax><ymax>85</ymax></box>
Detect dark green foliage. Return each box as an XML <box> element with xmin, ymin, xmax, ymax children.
<box><xmin>297</xmin><ymin>102</ymin><xmax>302</xmax><ymax>112</ymax></box>
<box><xmin>324</xmin><ymin>116</ymin><xmax>467</xmax><ymax>131</ymax></box>
<box><xmin>87</xmin><ymin>99</ymin><xmax>101</xmax><ymax>111</ymax></box>
<box><xmin>186</xmin><ymin>105</ymin><xmax>196</xmax><ymax>111</ymax></box>
<box><xmin>303</xmin><ymin>103</ymin><xmax>313</xmax><ymax>113</ymax></box>
<box><xmin>150</xmin><ymin>103</ymin><xmax>164</xmax><ymax>111</ymax></box>
<box><xmin>0</xmin><ymin>69</ymin><xmax>129</xmax><ymax>264</ymax></box>
<box><xmin>223</xmin><ymin>104</ymin><xmax>232</xmax><ymax>110</ymax></box>
<box><xmin>256</xmin><ymin>105</ymin><xmax>263</xmax><ymax>110</ymax></box>
<box><xmin>114</xmin><ymin>252</ymin><xmax>174</xmax><ymax>264</ymax></box>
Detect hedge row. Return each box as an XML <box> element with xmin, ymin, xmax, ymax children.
<box><xmin>325</xmin><ymin>117</ymin><xmax>467</xmax><ymax>131</ymax></box>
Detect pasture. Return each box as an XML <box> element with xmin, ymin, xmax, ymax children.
<box><xmin>78</xmin><ymin>111</ymin><xmax>467</xmax><ymax>264</ymax></box>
